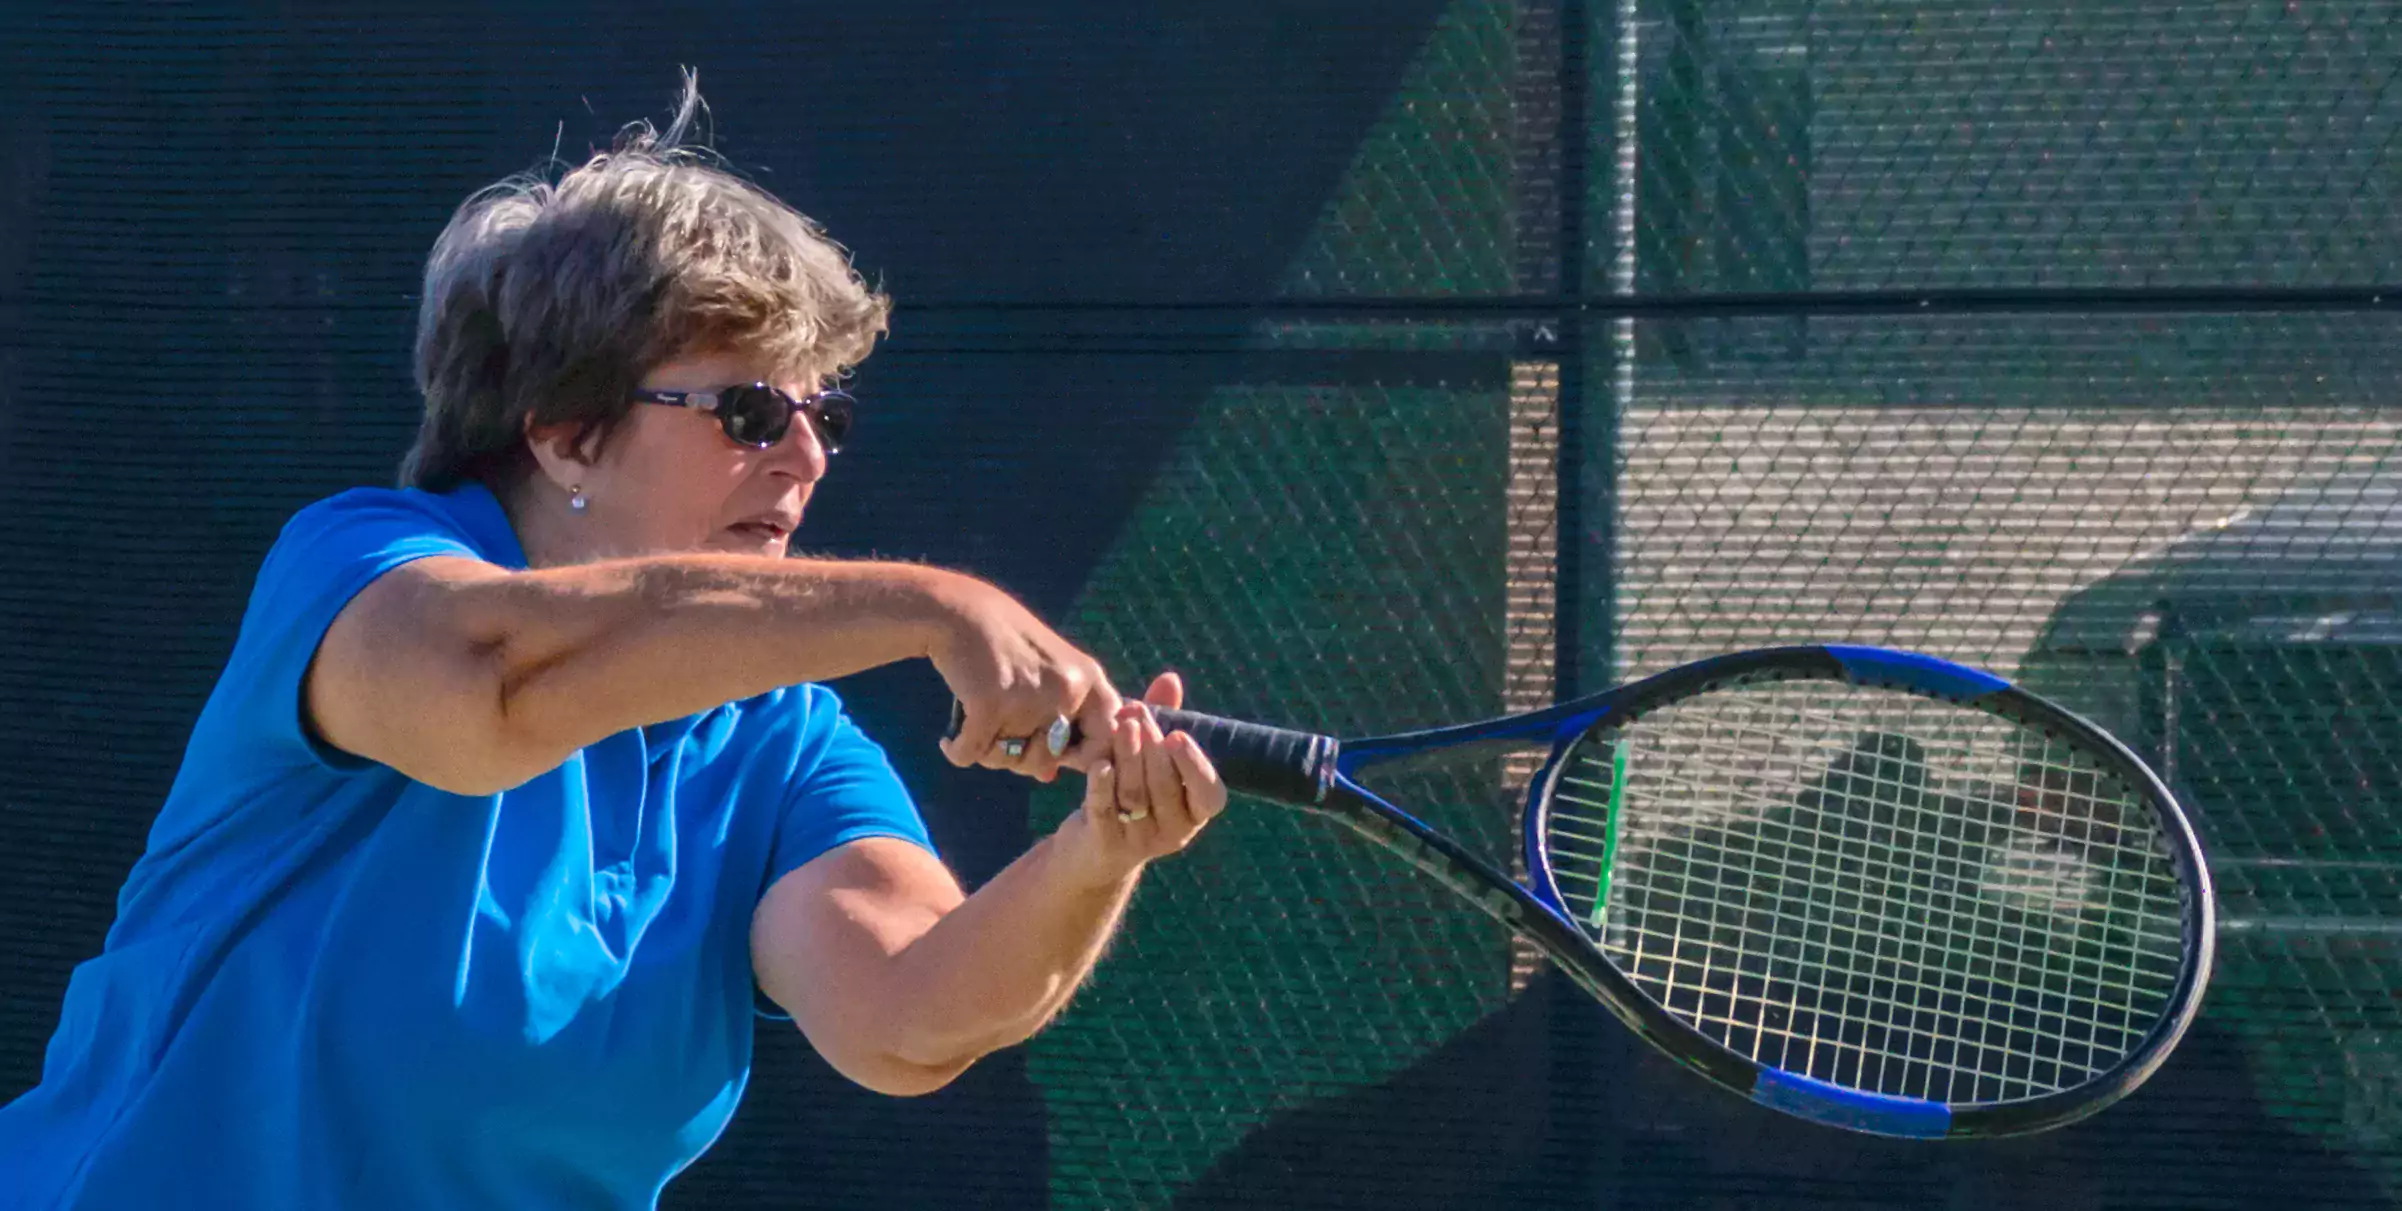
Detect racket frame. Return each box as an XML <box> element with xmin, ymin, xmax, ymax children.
<box><xmin>1232</xmin><ymin>645</ymin><xmax>2216</xmax><ymax>1140</ymax></box>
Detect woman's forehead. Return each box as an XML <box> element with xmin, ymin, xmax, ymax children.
<box><xmin>643</xmin><ymin>347</ymin><xmax>815</xmax><ymax>392</ymax></box>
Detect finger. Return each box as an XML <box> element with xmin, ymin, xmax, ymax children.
<box><xmin>989</xmin><ymin>675</ymin><xmax>1074</xmax><ymax>777</ymax></box>
<box><xmin>1020</xmin><ymin>712</ymin><xmax>1068</xmax><ymax>785</ymax></box>
<box><xmin>1083</xmin><ymin>757</ymin><xmax>1117</xmax><ymax>821</ymax></box>
<box><xmin>1085</xmin><ymin>661</ymin><xmax>1125</xmax><ymax>720</ymax></box>
<box><xmin>1064</xmin><ymin>675</ymin><xmax>1121</xmax><ymax>773</ymax></box>
<box><xmin>1166</xmin><ymin>731</ymin><xmax>1228</xmax><ymax>822</ymax></box>
<box><xmin>1025</xmin><ymin>739</ymin><xmax>1063</xmax><ymax>784</ymax></box>
<box><xmin>1138</xmin><ymin>706</ymin><xmax>1189</xmax><ymax>838</ymax></box>
<box><xmin>1111</xmin><ymin>714</ymin><xmax>1154</xmax><ymax>825</ymax></box>
<box><xmin>1028</xmin><ymin>712</ymin><xmax>1076</xmax><ymax>785</ymax></box>
<box><xmin>999</xmin><ymin>716</ymin><xmax>1062</xmax><ymax>782</ymax></box>
<box><xmin>1143</xmin><ymin>670</ymin><xmax>1184</xmax><ymax>711</ymax></box>
<box><xmin>1021</xmin><ymin>667</ymin><xmax>1087</xmax><ymax>783</ymax></box>
<box><xmin>941</xmin><ymin>701</ymin><xmax>1004</xmax><ymax>769</ymax></box>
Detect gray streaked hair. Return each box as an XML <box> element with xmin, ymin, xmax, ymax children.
<box><xmin>400</xmin><ymin>74</ymin><xmax>890</xmax><ymax>491</ymax></box>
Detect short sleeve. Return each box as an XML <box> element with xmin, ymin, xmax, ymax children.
<box><xmin>202</xmin><ymin>491</ymin><xmax>488</xmax><ymax>771</ymax></box>
<box><xmin>762</xmin><ymin>686</ymin><xmax>937</xmax><ymax>893</ymax></box>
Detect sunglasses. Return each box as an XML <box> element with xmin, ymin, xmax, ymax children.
<box><xmin>631</xmin><ymin>383</ymin><xmax>856</xmax><ymax>453</ymax></box>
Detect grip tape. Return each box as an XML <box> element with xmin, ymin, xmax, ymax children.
<box><xmin>944</xmin><ymin>700</ymin><xmax>1339</xmax><ymax>806</ymax></box>
<box><xmin>1147</xmin><ymin>707</ymin><xmax>1339</xmax><ymax>807</ymax></box>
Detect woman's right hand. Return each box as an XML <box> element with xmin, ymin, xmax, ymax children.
<box><xmin>925</xmin><ymin>575</ymin><xmax>1121</xmax><ymax>782</ymax></box>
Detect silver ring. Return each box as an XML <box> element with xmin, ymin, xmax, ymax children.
<box><xmin>997</xmin><ymin>737</ymin><xmax>1028</xmax><ymax>759</ymax></box>
<box><xmin>1116</xmin><ymin>806</ymin><xmax>1151</xmax><ymax>823</ymax></box>
<box><xmin>1045</xmin><ymin>715</ymin><xmax>1074</xmax><ymax>757</ymax></box>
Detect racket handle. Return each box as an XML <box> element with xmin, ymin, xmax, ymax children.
<box><xmin>943</xmin><ymin>700</ymin><xmax>1339</xmax><ymax>806</ymax></box>
<box><xmin>1147</xmin><ymin>707</ymin><xmax>1339</xmax><ymax>806</ymax></box>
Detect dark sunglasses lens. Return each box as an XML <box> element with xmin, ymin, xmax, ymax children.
<box><xmin>718</xmin><ymin>386</ymin><xmax>790</xmax><ymax>447</ymax></box>
<box><xmin>808</xmin><ymin>392</ymin><xmax>854</xmax><ymax>452</ymax></box>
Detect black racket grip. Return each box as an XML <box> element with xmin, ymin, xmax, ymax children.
<box><xmin>943</xmin><ymin>700</ymin><xmax>1339</xmax><ymax>806</ymax></box>
<box><xmin>1146</xmin><ymin>707</ymin><xmax>1339</xmax><ymax>806</ymax></box>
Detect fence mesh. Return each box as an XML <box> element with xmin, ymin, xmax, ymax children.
<box><xmin>1030</xmin><ymin>363</ymin><xmax>1527</xmax><ymax>1206</ymax></box>
<box><xmin>4</xmin><ymin>1</ymin><xmax>2401</xmax><ymax>1207</ymax></box>
<box><xmin>1029</xmin><ymin>1</ymin><xmax>2402</xmax><ymax>1206</ymax></box>
<box><xmin>1618</xmin><ymin>0</ymin><xmax>2402</xmax><ymax>293</ymax></box>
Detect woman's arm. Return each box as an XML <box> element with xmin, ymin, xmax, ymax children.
<box><xmin>307</xmin><ymin>553</ymin><xmax>1117</xmax><ymax>795</ymax></box>
<box><xmin>751</xmin><ymin>681</ymin><xmax>1225</xmax><ymax>1096</ymax></box>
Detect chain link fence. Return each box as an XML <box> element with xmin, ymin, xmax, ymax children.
<box><xmin>1029</xmin><ymin>2</ymin><xmax>2402</xmax><ymax>1205</ymax></box>
<box><xmin>3</xmin><ymin>2</ymin><xmax>2399</xmax><ymax>1206</ymax></box>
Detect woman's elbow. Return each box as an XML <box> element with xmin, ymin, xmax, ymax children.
<box><xmin>858</xmin><ymin>1063</ymin><xmax>970</xmax><ymax>1099</ymax></box>
<box><xmin>817</xmin><ymin>1035</ymin><xmax>977</xmax><ymax>1097</ymax></box>
<box><xmin>384</xmin><ymin>736</ymin><xmax>553</xmax><ymax>797</ymax></box>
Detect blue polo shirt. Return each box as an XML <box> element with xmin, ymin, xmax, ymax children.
<box><xmin>0</xmin><ymin>484</ymin><xmax>934</xmax><ymax>1209</ymax></box>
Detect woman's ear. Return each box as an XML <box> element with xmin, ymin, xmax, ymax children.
<box><xmin>522</xmin><ymin>415</ymin><xmax>595</xmax><ymax>495</ymax></box>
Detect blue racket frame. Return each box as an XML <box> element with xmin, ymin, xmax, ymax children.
<box><xmin>1147</xmin><ymin>644</ymin><xmax>2216</xmax><ymax>1140</ymax></box>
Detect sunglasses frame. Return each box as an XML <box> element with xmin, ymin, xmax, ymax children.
<box><xmin>631</xmin><ymin>383</ymin><xmax>855</xmax><ymax>453</ymax></box>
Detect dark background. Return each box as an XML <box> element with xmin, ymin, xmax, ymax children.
<box><xmin>4</xmin><ymin>3</ymin><xmax>2400</xmax><ymax>1207</ymax></box>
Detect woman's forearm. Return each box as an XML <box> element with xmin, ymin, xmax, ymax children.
<box><xmin>875</xmin><ymin>820</ymin><xmax>1141</xmax><ymax>1070</ymax></box>
<box><xmin>474</xmin><ymin>555</ymin><xmax>956</xmax><ymax>769</ymax></box>
<box><xmin>751</xmin><ymin>697</ymin><xmax>1224</xmax><ymax>1096</ymax></box>
<box><xmin>312</xmin><ymin>552</ymin><xmax>983</xmax><ymax>795</ymax></box>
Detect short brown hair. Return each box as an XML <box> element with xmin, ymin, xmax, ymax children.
<box><xmin>401</xmin><ymin>77</ymin><xmax>890</xmax><ymax>491</ymax></box>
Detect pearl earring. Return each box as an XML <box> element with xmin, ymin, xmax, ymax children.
<box><xmin>569</xmin><ymin>485</ymin><xmax>589</xmax><ymax>513</ymax></box>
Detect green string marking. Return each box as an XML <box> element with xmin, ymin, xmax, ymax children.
<box><xmin>1586</xmin><ymin>737</ymin><xmax>1628</xmax><ymax>934</ymax></box>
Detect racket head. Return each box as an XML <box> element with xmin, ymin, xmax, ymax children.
<box><xmin>1523</xmin><ymin>645</ymin><xmax>2214</xmax><ymax>1139</ymax></box>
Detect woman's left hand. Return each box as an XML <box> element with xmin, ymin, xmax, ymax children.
<box><xmin>1049</xmin><ymin>671</ymin><xmax>1228</xmax><ymax>889</ymax></box>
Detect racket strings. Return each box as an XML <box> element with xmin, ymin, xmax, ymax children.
<box><xmin>1541</xmin><ymin>683</ymin><xmax>2188</xmax><ymax>1107</ymax></box>
<box><xmin>1611</xmin><ymin>761</ymin><xmax>2185</xmax><ymax>961</ymax></box>
<box><xmin>1614</xmin><ymin>716</ymin><xmax>2168</xmax><ymax>1101</ymax></box>
<box><xmin>1600</xmin><ymin>765</ymin><xmax>2161</xmax><ymax>1103</ymax></box>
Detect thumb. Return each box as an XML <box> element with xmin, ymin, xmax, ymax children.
<box><xmin>1083</xmin><ymin>758</ymin><xmax>1118</xmax><ymax>817</ymax></box>
<box><xmin>1143</xmin><ymin>671</ymin><xmax>1184</xmax><ymax>712</ymax></box>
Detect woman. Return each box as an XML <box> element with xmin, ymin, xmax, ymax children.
<box><xmin>0</xmin><ymin>85</ymin><xmax>1224</xmax><ymax>1209</ymax></box>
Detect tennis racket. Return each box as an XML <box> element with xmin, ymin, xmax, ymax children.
<box><xmin>954</xmin><ymin>644</ymin><xmax>2214</xmax><ymax>1138</ymax></box>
